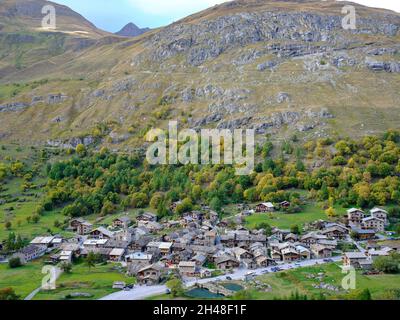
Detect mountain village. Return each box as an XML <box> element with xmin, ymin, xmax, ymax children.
<box><xmin>3</xmin><ymin>203</ymin><xmax>398</xmax><ymax>296</ymax></box>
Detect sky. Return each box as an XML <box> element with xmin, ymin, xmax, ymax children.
<box><xmin>51</xmin><ymin>0</ymin><xmax>400</xmax><ymax>32</ymax></box>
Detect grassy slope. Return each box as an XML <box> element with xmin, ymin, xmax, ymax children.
<box><xmin>0</xmin><ymin>145</ymin><xmax>66</xmax><ymax>241</ymax></box>
<box><xmin>33</xmin><ymin>261</ymin><xmax>134</xmax><ymax>300</ymax></box>
<box><xmin>252</xmin><ymin>263</ymin><xmax>400</xmax><ymax>300</ymax></box>
<box><xmin>0</xmin><ymin>258</ymin><xmax>46</xmax><ymax>298</ymax></box>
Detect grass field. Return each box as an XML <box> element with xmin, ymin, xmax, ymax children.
<box><xmin>251</xmin><ymin>263</ymin><xmax>400</xmax><ymax>300</ymax></box>
<box><xmin>0</xmin><ymin>258</ymin><xmax>46</xmax><ymax>299</ymax></box>
<box><xmin>33</xmin><ymin>261</ymin><xmax>134</xmax><ymax>300</ymax></box>
<box><xmin>244</xmin><ymin>203</ymin><xmax>347</xmax><ymax>230</ymax></box>
<box><xmin>0</xmin><ymin>256</ymin><xmax>135</xmax><ymax>300</ymax></box>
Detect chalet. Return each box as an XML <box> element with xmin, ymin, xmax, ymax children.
<box><xmin>370</xmin><ymin>208</ymin><xmax>388</xmax><ymax>225</ymax></box>
<box><xmin>320</xmin><ymin>225</ymin><xmax>348</xmax><ymax>239</ymax></box>
<box><xmin>316</xmin><ymin>239</ymin><xmax>338</xmax><ymax>250</ymax></box>
<box><xmin>191</xmin><ymin>253</ymin><xmax>207</xmax><ymax>266</ymax></box>
<box><xmin>200</xmin><ymin>269</ymin><xmax>212</xmax><ymax>278</ymax></box>
<box><xmin>146</xmin><ymin>242</ymin><xmax>173</xmax><ymax>256</ymax></box>
<box><xmin>158</xmin><ymin>242</ymin><xmax>173</xmax><ymax>256</ymax></box>
<box><xmin>343</xmin><ymin>252</ymin><xmax>372</xmax><ymax>269</ymax></box>
<box><xmin>310</xmin><ymin>244</ymin><xmax>333</xmax><ymax>259</ymax></box>
<box><xmin>178</xmin><ymin>261</ymin><xmax>197</xmax><ymax>277</ymax></box>
<box><xmin>220</xmin><ymin>234</ymin><xmax>236</xmax><ymax>247</ymax></box>
<box><xmin>136</xmin><ymin>263</ymin><xmax>164</xmax><ymax>285</ymax></box>
<box><xmin>279</xmin><ymin>201</ymin><xmax>291</xmax><ymax>208</ymax></box>
<box><xmin>362</xmin><ymin>216</ymin><xmax>385</xmax><ymax>232</ymax></box>
<box><xmin>215</xmin><ymin>255</ymin><xmax>240</xmax><ymax>270</ymax></box>
<box><xmin>367</xmin><ymin>247</ymin><xmax>393</xmax><ymax>261</ymax></box>
<box><xmin>351</xmin><ymin>228</ymin><xmax>376</xmax><ymax>240</ymax></box>
<box><xmin>78</xmin><ymin>221</ymin><xmax>93</xmax><ymax>235</ymax></box>
<box><xmin>69</xmin><ymin>218</ymin><xmax>93</xmax><ymax>235</ymax></box>
<box><xmin>30</xmin><ymin>236</ymin><xmax>63</xmax><ymax>249</ymax></box>
<box><xmin>126</xmin><ymin>252</ymin><xmax>153</xmax><ymax>264</ymax></box>
<box><xmin>59</xmin><ymin>250</ymin><xmax>73</xmax><ymax>263</ymax></box>
<box><xmin>130</xmin><ymin>236</ymin><xmax>152</xmax><ymax>252</ymax></box>
<box><xmin>347</xmin><ymin>208</ymin><xmax>365</xmax><ymax>225</ymax></box>
<box><xmin>69</xmin><ymin>218</ymin><xmax>85</xmax><ymax>231</ymax></box>
<box><xmin>296</xmin><ymin>245</ymin><xmax>311</xmax><ymax>260</ymax></box>
<box><xmin>13</xmin><ymin>245</ymin><xmax>46</xmax><ymax>264</ymax></box>
<box><xmin>112</xmin><ymin>216</ymin><xmax>131</xmax><ymax>229</ymax></box>
<box><xmin>281</xmin><ymin>246</ymin><xmax>301</xmax><ymax>262</ymax></box>
<box><xmin>300</xmin><ymin>232</ymin><xmax>328</xmax><ymax>246</ymax></box>
<box><xmin>89</xmin><ymin>227</ymin><xmax>114</xmax><ymax>239</ymax></box>
<box><xmin>49</xmin><ymin>249</ymin><xmax>73</xmax><ymax>264</ymax></box>
<box><xmin>271</xmin><ymin>228</ymin><xmax>291</xmax><ymax>242</ymax></box>
<box><xmin>60</xmin><ymin>243</ymin><xmax>81</xmax><ymax>256</ymax></box>
<box><xmin>217</xmin><ymin>220</ymin><xmax>229</xmax><ymax>228</ymax></box>
<box><xmin>242</xmin><ymin>259</ymin><xmax>257</xmax><ymax>269</ymax></box>
<box><xmin>126</xmin><ymin>252</ymin><xmax>153</xmax><ymax>275</ymax></box>
<box><xmin>284</xmin><ymin>233</ymin><xmax>298</xmax><ymax>242</ymax></box>
<box><xmin>255</xmin><ymin>255</ymin><xmax>273</xmax><ymax>267</ymax></box>
<box><xmin>83</xmin><ymin>239</ymin><xmax>108</xmax><ymax>249</ymax></box>
<box><xmin>256</xmin><ymin>202</ymin><xmax>275</xmax><ymax>213</ymax></box>
<box><xmin>172</xmin><ymin>242</ymin><xmax>186</xmax><ymax>253</ymax></box>
<box><xmin>140</xmin><ymin>221</ymin><xmax>163</xmax><ymax>232</ymax></box>
<box><xmin>109</xmin><ymin>248</ymin><xmax>125</xmax><ymax>261</ymax></box>
<box><xmin>136</xmin><ymin>212</ymin><xmax>157</xmax><ymax>223</ymax></box>
<box><xmin>231</xmin><ymin>247</ymin><xmax>253</xmax><ymax>261</ymax></box>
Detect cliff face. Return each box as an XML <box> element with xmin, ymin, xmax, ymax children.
<box><xmin>140</xmin><ymin>10</ymin><xmax>399</xmax><ymax>66</ymax></box>
<box><xmin>0</xmin><ymin>0</ymin><xmax>399</xmax><ymax>148</ymax></box>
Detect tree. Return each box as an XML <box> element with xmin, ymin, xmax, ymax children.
<box><xmin>75</xmin><ymin>144</ymin><xmax>86</xmax><ymax>156</ymax></box>
<box><xmin>210</xmin><ymin>196</ymin><xmax>223</xmax><ymax>213</ymax></box>
<box><xmin>166</xmin><ymin>277</ymin><xmax>184</xmax><ymax>298</ymax></box>
<box><xmin>8</xmin><ymin>257</ymin><xmax>22</xmax><ymax>269</ymax></box>
<box><xmin>86</xmin><ymin>252</ymin><xmax>96</xmax><ymax>271</ymax></box>
<box><xmin>60</xmin><ymin>262</ymin><xmax>72</xmax><ymax>274</ymax></box>
<box><xmin>0</xmin><ymin>288</ymin><xmax>20</xmax><ymax>300</ymax></box>
<box><xmin>345</xmin><ymin>288</ymin><xmax>372</xmax><ymax>300</ymax></box>
<box><xmin>325</xmin><ymin>207</ymin><xmax>337</xmax><ymax>219</ymax></box>
<box><xmin>5</xmin><ymin>221</ymin><xmax>11</xmax><ymax>230</ymax></box>
<box><xmin>150</xmin><ymin>192</ymin><xmax>164</xmax><ymax>210</ymax></box>
<box><xmin>257</xmin><ymin>222</ymin><xmax>273</xmax><ymax>236</ymax></box>
<box><xmin>290</xmin><ymin>224</ymin><xmax>300</xmax><ymax>235</ymax></box>
<box><xmin>176</xmin><ymin>198</ymin><xmax>193</xmax><ymax>215</ymax></box>
<box><xmin>373</xmin><ymin>254</ymin><xmax>400</xmax><ymax>274</ymax></box>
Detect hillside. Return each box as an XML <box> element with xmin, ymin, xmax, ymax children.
<box><xmin>0</xmin><ymin>0</ymin><xmax>399</xmax><ymax>149</ymax></box>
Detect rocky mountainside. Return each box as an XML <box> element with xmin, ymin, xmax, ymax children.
<box><xmin>115</xmin><ymin>22</ymin><xmax>150</xmax><ymax>38</ymax></box>
<box><xmin>0</xmin><ymin>0</ymin><xmax>399</xmax><ymax>150</ymax></box>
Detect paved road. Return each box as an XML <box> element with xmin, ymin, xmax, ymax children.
<box><xmin>100</xmin><ymin>256</ymin><xmax>342</xmax><ymax>300</ymax></box>
<box><xmin>100</xmin><ymin>285</ymin><xmax>168</xmax><ymax>301</ymax></box>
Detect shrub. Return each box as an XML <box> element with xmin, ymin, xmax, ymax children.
<box><xmin>8</xmin><ymin>257</ymin><xmax>22</xmax><ymax>269</ymax></box>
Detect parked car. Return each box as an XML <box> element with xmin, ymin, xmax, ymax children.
<box><xmin>226</xmin><ymin>276</ymin><xmax>232</xmax><ymax>281</ymax></box>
